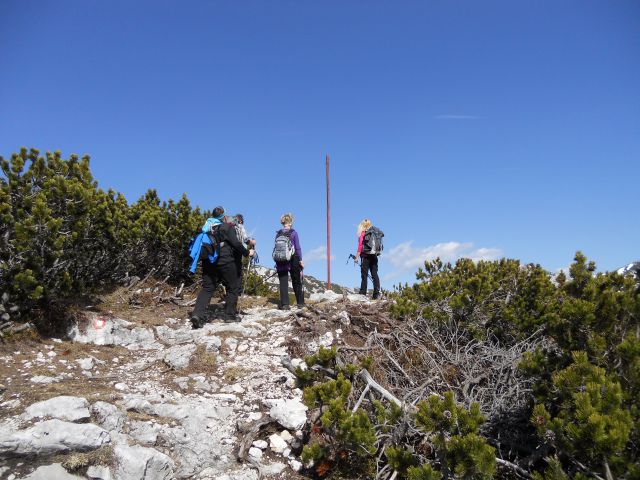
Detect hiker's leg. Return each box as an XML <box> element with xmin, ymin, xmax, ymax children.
<box><xmin>235</xmin><ymin>258</ymin><xmax>245</xmax><ymax>296</ymax></box>
<box><xmin>219</xmin><ymin>263</ymin><xmax>240</xmax><ymax>315</ymax></box>
<box><xmin>277</xmin><ymin>270</ymin><xmax>289</xmax><ymax>307</ymax></box>
<box><xmin>291</xmin><ymin>256</ymin><xmax>304</xmax><ymax>306</ymax></box>
<box><xmin>193</xmin><ymin>262</ymin><xmax>217</xmax><ymax>318</ymax></box>
<box><xmin>370</xmin><ymin>255</ymin><xmax>380</xmax><ymax>298</ymax></box>
<box><xmin>359</xmin><ymin>256</ymin><xmax>370</xmax><ymax>295</ymax></box>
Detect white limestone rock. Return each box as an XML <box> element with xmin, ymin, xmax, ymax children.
<box><xmin>0</xmin><ymin>419</ymin><xmax>110</xmax><ymax>457</ymax></box>
<box><xmin>128</xmin><ymin>420</ymin><xmax>160</xmax><ymax>445</ymax></box>
<box><xmin>204</xmin><ymin>323</ymin><xmax>261</xmax><ymax>337</ymax></box>
<box><xmin>252</xmin><ymin>439</ymin><xmax>268</xmax><ymax>449</ymax></box>
<box><xmin>122</xmin><ymin>397</ymin><xmax>155</xmax><ymax>415</ymax></box>
<box><xmin>68</xmin><ymin>315</ymin><xmax>160</xmax><ymax>350</ymax></box>
<box><xmin>163</xmin><ymin>343</ymin><xmax>197</xmax><ymax>370</ymax></box>
<box><xmin>29</xmin><ymin>375</ymin><xmax>60</xmax><ymax>384</ymax></box>
<box><xmin>318</xmin><ymin>331</ymin><xmax>334</xmax><ymax>347</ymax></box>
<box><xmin>114</xmin><ymin>444</ymin><xmax>174</xmax><ymax>480</ymax></box>
<box><xmin>289</xmin><ymin>459</ymin><xmax>303</xmax><ymax>471</ymax></box>
<box><xmin>91</xmin><ymin>401</ymin><xmax>126</xmax><ymax>433</ymax></box>
<box><xmin>279</xmin><ymin>430</ymin><xmax>293</xmax><ymax>443</ymax></box>
<box><xmin>347</xmin><ymin>293</ymin><xmax>370</xmax><ymax>302</ymax></box>
<box><xmin>194</xmin><ymin>333</ymin><xmax>222</xmax><ymax>352</ymax></box>
<box><xmin>76</xmin><ymin>357</ymin><xmax>94</xmax><ymax>370</ymax></box>
<box><xmin>333</xmin><ymin>310</ymin><xmax>351</xmax><ymax>325</ymax></box>
<box><xmin>23</xmin><ymin>463</ymin><xmax>84</xmax><ymax>479</ymax></box>
<box><xmin>262</xmin><ymin>462</ymin><xmax>286</xmax><ymax>476</ymax></box>
<box><xmin>1</xmin><ymin>399</ymin><xmax>20</xmax><ymax>409</ymax></box>
<box><xmin>291</xmin><ymin>358</ymin><xmax>307</xmax><ymax>371</ymax></box>
<box><xmin>266</xmin><ymin>398</ymin><xmax>308</xmax><ymax>430</ymax></box>
<box><xmin>248</xmin><ymin>447</ymin><xmax>263</xmax><ymax>459</ymax></box>
<box><xmin>154</xmin><ymin>325</ymin><xmax>195</xmax><ymax>345</ymax></box>
<box><xmin>224</xmin><ymin>337</ymin><xmax>238</xmax><ymax>352</ymax></box>
<box><xmin>86</xmin><ymin>465</ymin><xmax>113</xmax><ymax>480</ymax></box>
<box><xmin>268</xmin><ymin>433</ymin><xmax>287</xmax><ymax>454</ymax></box>
<box><xmin>23</xmin><ymin>396</ymin><xmax>90</xmax><ymax>422</ymax></box>
<box><xmin>309</xmin><ymin>290</ymin><xmax>343</xmax><ymax>302</ymax></box>
<box><xmin>173</xmin><ymin>377</ymin><xmax>190</xmax><ymax>391</ymax></box>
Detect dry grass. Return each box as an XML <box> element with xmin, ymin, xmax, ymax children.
<box><xmin>62</xmin><ymin>445</ymin><xmax>114</xmax><ymax>472</ymax></box>
<box><xmin>223</xmin><ymin>365</ymin><xmax>250</xmax><ymax>384</ymax></box>
<box><xmin>189</xmin><ymin>344</ymin><xmax>218</xmax><ymax>374</ymax></box>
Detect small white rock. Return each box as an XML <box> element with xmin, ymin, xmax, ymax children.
<box><xmin>269</xmin><ymin>433</ymin><xmax>288</xmax><ymax>454</ymax></box>
<box><xmin>77</xmin><ymin>357</ymin><xmax>94</xmax><ymax>370</ymax></box>
<box><xmin>252</xmin><ymin>440</ymin><xmax>268</xmax><ymax>450</ymax></box>
<box><xmin>280</xmin><ymin>430</ymin><xmax>293</xmax><ymax>443</ymax></box>
<box><xmin>248</xmin><ymin>412</ymin><xmax>263</xmax><ymax>421</ymax></box>
<box><xmin>248</xmin><ymin>447</ymin><xmax>263</xmax><ymax>459</ymax></box>
<box><xmin>114</xmin><ymin>383</ymin><xmax>127</xmax><ymax>391</ymax></box>
<box><xmin>289</xmin><ymin>459</ymin><xmax>303</xmax><ymax>471</ymax></box>
<box><xmin>262</xmin><ymin>462</ymin><xmax>286</xmax><ymax>476</ymax></box>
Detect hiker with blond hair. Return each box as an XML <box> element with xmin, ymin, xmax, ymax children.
<box><xmin>355</xmin><ymin>218</ymin><xmax>383</xmax><ymax>299</ymax></box>
<box><xmin>272</xmin><ymin>213</ymin><xmax>304</xmax><ymax>310</ymax></box>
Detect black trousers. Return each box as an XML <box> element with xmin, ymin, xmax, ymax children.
<box><xmin>235</xmin><ymin>258</ymin><xmax>245</xmax><ymax>296</ymax></box>
<box><xmin>277</xmin><ymin>256</ymin><xmax>304</xmax><ymax>307</ymax></box>
<box><xmin>193</xmin><ymin>260</ymin><xmax>241</xmax><ymax>318</ymax></box>
<box><xmin>359</xmin><ymin>254</ymin><xmax>380</xmax><ymax>297</ymax></box>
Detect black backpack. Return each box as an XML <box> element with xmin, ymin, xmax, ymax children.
<box><xmin>362</xmin><ymin>226</ymin><xmax>384</xmax><ymax>255</ymax></box>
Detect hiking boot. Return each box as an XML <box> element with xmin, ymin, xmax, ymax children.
<box><xmin>190</xmin><ymin>315</ymin><xmax>204</xmax><ymax>329</ymax></box>
<box><xmin>222</xmin><ymin>313</ymin><xmax>241</xmax><ymax>323</ymax></box>
<box><xmin>372</xmin><ymin>293</ymin><xmax>380</xmax><ymax>300</ymax></box>
<box><xmin>278</xmin><ymin>305</ymin><xmax>290</xmax><ymax>311</ymax></box>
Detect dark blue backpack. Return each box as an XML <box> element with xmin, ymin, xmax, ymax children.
<box><xmin>188</xmin><ymin>227</ymin><xmax>220</xmax><ymax>273</ymax></box>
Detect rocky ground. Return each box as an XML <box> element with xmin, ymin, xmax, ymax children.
<box><xmin>0</xmin><ymin>287</ymin><xmax>383</xmax><ymax>480</ymax></box>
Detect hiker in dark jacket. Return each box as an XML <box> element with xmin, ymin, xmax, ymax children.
<box><xmin>191</xmin><ymin>207</ymin><xmax>254</xmax><ymax>328</ymax></box>
<box><xmin>274</xmin><ymin>213</ymin><xmax>304</xmax><ymax>310</ymax></box>
<box><xmin>355</xmin><ymin>218</ymin><xmax>381</xmax><ymax>299</ymax></box>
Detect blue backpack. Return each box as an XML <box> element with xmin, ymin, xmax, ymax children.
<box><xmin>188</xmin><ymin>227</ymin><xmax>220</xmax><ymax>273</ymax></box>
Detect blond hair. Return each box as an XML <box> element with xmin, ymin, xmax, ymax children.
<box><xmin>280</xmin><ymin>213</ymin><xmax>294</xmax><ymax>226</ymax></box>
<box><xmin>358</xmin><ymin>219</ymin><xmax>372</xmax><ymax>235</ymax></box>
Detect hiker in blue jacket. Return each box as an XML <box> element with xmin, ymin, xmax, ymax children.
<box><xmin>273</xmin><ymin>213</ymin><xmax>304</xmax><ymax>310</ymax></box>
<box><xmin>191</xmin><ymin>206</ymin><xmax>254</xmax><ymax>328</ymax></box>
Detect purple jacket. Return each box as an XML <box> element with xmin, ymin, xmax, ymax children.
<box><xmin>275</xmin><ymin>228</ymin><xmax>302</xmax><ymax>272</ymax></box>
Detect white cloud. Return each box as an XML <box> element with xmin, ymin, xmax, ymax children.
<box><xmin>386</xmin><ymin>241</ymin><xmax>503</xmax><ymax>273</ymax></box>
<box><xmin>304</xmin><ymin>245</ymin><xmax>335</xmax><ymax>262</ymax></box>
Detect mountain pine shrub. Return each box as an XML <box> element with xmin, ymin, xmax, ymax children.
<box><xmin>1</xmin><ymin>148</ymin><xmax>208</xmax><ymax>330</ymax></box>
<box><xmin>389</xmin><ymin>252</ymin><xmax>640</xmax><ymax>478</ymax></box>
<box><xmin>298</xmin><ymin>345</ymin><xmax>497</xmax><ymax>478</ymax></box>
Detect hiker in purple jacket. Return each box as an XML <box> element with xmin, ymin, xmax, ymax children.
<box><xmin>273</xmin><ymin>213</ymin><xmax>304</xmax><ymax>310</ymax></box>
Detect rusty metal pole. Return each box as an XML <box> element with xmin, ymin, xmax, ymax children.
<box><xmin>326</xmin><ymin>155</ymin><xmax>331</xmax><ymax>291</ymax></box>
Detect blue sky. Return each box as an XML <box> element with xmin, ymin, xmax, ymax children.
<box><xmin>1</xmin><ymin>1</ymin><xmax>639</xmax><ymax>289</ymax></box>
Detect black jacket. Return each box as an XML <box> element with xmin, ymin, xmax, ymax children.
<box><xmin>213</xmin><ymin>223</ymin><xmax>250</xmax><ymax>266</ymax></box>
